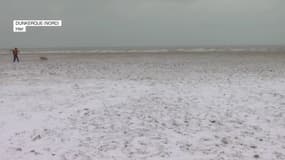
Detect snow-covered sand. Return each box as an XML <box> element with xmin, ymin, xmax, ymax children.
<box><xmin>0</xmin><ymin>52</ymin><xmax>284</xmax><ymax>160</ymax></box>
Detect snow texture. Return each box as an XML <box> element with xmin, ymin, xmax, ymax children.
<box><xmin>0</xmin><ymin>52</ymin><xmax>284</xmax><ymax>160</ymax></box>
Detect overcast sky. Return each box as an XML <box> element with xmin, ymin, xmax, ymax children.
<box><xmin>0</xmin><ymin>0</ymin><xmax>284</xmax><ymax>48</ymax></box>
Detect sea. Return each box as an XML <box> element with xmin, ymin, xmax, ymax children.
<box><xmin>0</xmin><ymin>45</ymin><xmax>284</xmax><ymax>55</ymax></box>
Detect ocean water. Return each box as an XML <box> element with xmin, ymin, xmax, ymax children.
<box><xmin>0</xmin><ymin>46</ymin><xmax>284</xmax><ymax>54</ymax></box>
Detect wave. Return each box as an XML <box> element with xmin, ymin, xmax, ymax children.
<box><xmin>0</xmin><ymin>47</ymin><xmax>284</xmax><ymax>54</ymax></box>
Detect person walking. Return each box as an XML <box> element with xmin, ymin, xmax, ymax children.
<box><xmin>12</xmin><ymin>48</ymin><xmax>20</xmax><ymax>63</ymax></box>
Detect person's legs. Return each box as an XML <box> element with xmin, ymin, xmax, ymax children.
<box><xmin>13</xmin><ymin>55</ymin><xmax>16</xmax><ymax>62</ymax></box>
<box><xmin>16</xmin><ymin>56</ymin><xmax>19</xmax><ymax>62</ymax></box>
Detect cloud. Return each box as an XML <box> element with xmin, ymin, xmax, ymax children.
<box><xmin>0</xmin><ymin>0</ymin><xmax>284</xmax><ymax>47</ymax></box>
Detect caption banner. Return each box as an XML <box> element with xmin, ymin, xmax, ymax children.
<box><xmin>13</xmin><ymin>20</ymin><xmax>62</xmax><ymax>32</ymax></box>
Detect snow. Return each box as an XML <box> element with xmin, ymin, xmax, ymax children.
<box><xmin>0</xmin><ymin>52</ymin><xmax>284</xmax><ymax>160</ymax></box>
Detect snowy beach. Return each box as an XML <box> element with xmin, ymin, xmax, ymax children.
<box><xmin>0</xmin><ymin>52</ymin><xmax>284</xmax><ymax>160</ymax></box>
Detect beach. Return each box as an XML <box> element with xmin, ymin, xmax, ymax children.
<box><xmin>0</xmin><ymin>52</ymin><xmax>284</xmax><ymax>160</ymax></box>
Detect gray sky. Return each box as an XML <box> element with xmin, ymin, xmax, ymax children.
<box><xmin>0</xmin><ymin>0</ymin><xmax>284</xmax><ymax>48</ymax></box>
